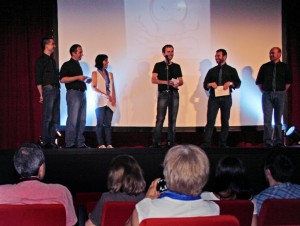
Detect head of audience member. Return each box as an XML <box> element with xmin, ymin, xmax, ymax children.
<box><xmin>269</xmin><ymin>47</ymin><xmax>281</xmax><ymax>63</ymax></box>
<box><xmin>163</xmin><ymin>144</ymin><xmax>210</xmax><ymax>196</ymax></box>
<box><xmin>14</xmin><ymin>143</ymin><xmax>46</xmax><ymax>181</ymax></box>
<box><xmin>41</xmin><ymin>37</ymin><xmax>55</xmax><ymax>54</ymax></box>
<box><xmin>69</xmin><ymin>44</ymin><xmax>83</xmax><ymax>61</ymax></box>
<box><xmin>95</xmin><ymin>54</ymin><xmax>109</xmax><ymax>71</ymax></box>
<box><xmin>264</xmin><ymin>151</ymin><xmax>295</xmax><ymax>186</ymax></box>
<box><xmin>162</xmin><ymin>44</ymin><xmax>174</xmax><ymax>61</ymax></box>
<box><xmin>215</xmin><ymin>48</ymin><xmax>227</xmax><ymax>66</ymax></box>
<box><xmin>212</xmin><ymin>156</ymin><xmax>252</xmax><ymax>200</ymax></box>
<box><xmin>107</xmin><ymin>155</ymin><xmax>146</xmax><ymax>195</ymax></box>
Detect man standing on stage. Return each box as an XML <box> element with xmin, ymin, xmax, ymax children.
<box><xmin>60</xmin><ymin>44</ymin><xmax>91</xmax><ymax>148</ymax></box>
<box><xmin>202</xmin><ymin>49</ymin><xmax>241</xmax><ymax>148</ymax></box>
<box><xmin>35</xmin><ymin>37</ymin><xmax>60</xmax><ymax>149</ymax></box>
<box><xmin>256</xmin><ymin>47</ymin><xmax>292</xmax><ymax>147</ymax></box>
<box><xmin>151</xmin><ymin>44</ymin><xmax>184</xmax><ymax>148</ymax></box>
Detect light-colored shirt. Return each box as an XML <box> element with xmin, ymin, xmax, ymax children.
<box><xmin>0</xmin><ymin>180</ymin><xmax>77</xmax><ymax>226</ymax></box>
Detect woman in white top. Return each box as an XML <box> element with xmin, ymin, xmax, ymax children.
<box><xmin>125</xmin><ymin>145</ymin><xmax>219</xmax><ymax>226</ymax></box>
<box><xmin>91</xmin><ymin>54</ymin><xmax>116</xmax><ymax>148</ymax></box>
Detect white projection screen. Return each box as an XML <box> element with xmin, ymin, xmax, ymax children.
<box><xmin>57</xmin><ymin>0</ymin><xmax>282</xmax><ymax>128</ymax></box>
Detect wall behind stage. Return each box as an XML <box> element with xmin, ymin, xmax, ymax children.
<box><xmin>57</xmin><ymin>0</ymin><xmax>281</xmax><ymax>127</ymax></box>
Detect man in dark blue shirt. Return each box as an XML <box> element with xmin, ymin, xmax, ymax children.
<box><xmin>202</xmin><ymin>49</ymin><xmax>241</xmax><ymax>148</ymax></box>
<box><xmin>60</xmin><ymin>44</ymin><xmax>91</xmax><ymax>148</ymax></box>
<box><xmin>35</xmin><ymin>37</ymin><xmax>60</xmax><ymax>149</ymax></box>
<box><xmin>256</xmin><ymin>47</ymin><xmax>292</xmax><ymax>147</ymax></box>
<box><xmin>151</xmin><ymin>44</ymin><xmax>184</xmax><ymax>148</ymax></box>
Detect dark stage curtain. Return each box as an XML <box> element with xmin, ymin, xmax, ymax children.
<box><xmin>0</xmin><ymin>0</ymin><xmax>299</xmax><ymax>149</ymax></box>
<box><xmin>0</xmin><ymin>0</ymin><xmax>57</xmax><ymax>149</ymax></box>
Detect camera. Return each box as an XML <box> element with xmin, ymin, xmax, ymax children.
<box><xmin>156</xmin><ymin>179</ymin><xmax>168</xmax><ymax>192</ymax></box>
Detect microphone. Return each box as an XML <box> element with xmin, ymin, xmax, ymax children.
<box><xmin>165</xmin><ymin>55</ymin><xmax>170</xmax><ymax>64</ymax></box>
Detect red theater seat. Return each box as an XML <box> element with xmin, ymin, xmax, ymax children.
<box><xmin>140</xmin><ymin>215</ymin><xmax>240</xmax><ymax>226</ymax></box>
<box><xmin>214</xmin><ymin>200</ymin><xmax>254</xmax><ymax>226</ymax></box>
<box><xmin>101</xmin><ymin>201</ymin><xmax>137</xmax><ymax>226</ymax></box>
<box><xmin>0</xmin><ymin>204</ymin><xmax>66</xmax><ymax>226</ymax></box>
<box><xmin>258</xmin><ymin>199</ymin><xmax>300</xmax><ymax>226</ymax></box>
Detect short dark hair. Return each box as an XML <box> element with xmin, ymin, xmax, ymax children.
<box><xmin>69</xmin><ymin>44</ymin><xmax>81</xmax><ymax>55</ymax></box>
<box><xmin>265</xmin><ymin>151</ymin><xmax>295</xmax><ymax>183</ymax></box>
<box><xmin>107</xmin><ymin>155</ymin><xmax>146</xmax><ymax>195</ymax></box>
<box><xmin>216</xmin><ymin>49</ymin><xmax>227</xmax><ymax>56</ymax></box>
<box><xmin>14</xmin><ymin>143</ymin><xmax>45</xmax><ymax>178</ymax></box>
<box><xmin>41</xmin><ymin>37</ymin><xmax>53</xmax><ymax>51</ymax></box>
<box><xmin>212</xmin><ymin>156</ymin><xmax>252</xmax><ymax>199</ymax></box>
<box><xmin>162</xmin><ymin>44</ymin><xmax>174</xmax><ymax>53</ymax></box>
<box><xmin>95</xmin><ymin>54</ymin><xmax>108</xmax><ymax>70</ymax></box>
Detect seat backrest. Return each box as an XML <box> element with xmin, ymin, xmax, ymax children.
<box><xmin>0</xmin><ymin>204</ymin><xmax>66</xmax><ymax>226</ymax></box>
<box><xmin>258</xmin><ymin>199</ymin><xmax>300</xmax><ymax>226</ymax></box>
<box><xmin>86</xmin><ymin>201</ymin><xmax>97</xmax><ymax>215</ymax></box>
<box><xmin>101</xmin><ymin>201</ymin><xmax>136</xmax><ymax>226</ymax></box>
<box><xmin>140</xmin><ymin>215</ymin><xmax>240</xmax><ymax>226</ymax></box>
<box><xmin>74</xmin><ymin>192</ymin><xmax>102</xmax><ymax>209</ymax></box>
<box><xmin>214</xmin><ymin>200</ymin><xmax>254</xmax><ymax>226</ymax></box>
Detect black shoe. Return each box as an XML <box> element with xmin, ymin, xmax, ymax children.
<box><xmin>77</xmin><ymin>144</ymin><xmax>90</xmax><ymax>148</ymax></box>
<box><xmin>264</xmin><ymin>143</ymin><xmax>273</xmax><ymax>148</ymax></box>
<box><xmin>42</xmin><ymin>143</ymin><xmax>55</xmax><ymax>149</ymax></box>
<box><xmin>200</xmin><ymin>143</ymin><xmax>211</xmax><ymax>148</ymax></box>
<box><xmin>275</xmin><ymin>143</ymin><xmax>284</xmax><ymax>148</ymax></box>
<box><xmin>149</xmin><ymin>144</ymin><xmax>161</xmax><ymax>148</ymax></box>
<box><xmin>66</xmin><ymin>145</ymin><xmax>76</xmax><ymax>149</ymax></box>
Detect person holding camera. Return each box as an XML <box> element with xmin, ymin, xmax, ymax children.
<box><xmin>125</xmin><ymin>145</ymin><xmax>219</xmax><ymax>226</ymax></box>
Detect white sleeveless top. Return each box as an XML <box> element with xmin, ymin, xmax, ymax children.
<box><xmin>95</xmin><ymin>70</ymin><xmax>116</xmax><ymax>112</ymax></box>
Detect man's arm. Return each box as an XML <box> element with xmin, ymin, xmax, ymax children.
<box><xmin>36</xmin><ymin>85</ymin><xmax>43</xmax><ymax>103</ymax></box>
<box><xmin>151</xmin><ymin>73</ymin><xmax>168</xmax><ymax>85</ymax></box>
<box><xmin>60</xmin><ymin>75</ymin><xmax>87</xmax><ymax>83</ymax></box>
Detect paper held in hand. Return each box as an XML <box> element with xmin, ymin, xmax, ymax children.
<box><xmin>215</xmin><ymin>86</ymin><xmax>230</xmax><ymax>97</ymax></box>
<box><xmin>171</xmin><ymin>78</ymin><xmax>179</xmax><ymax>85</ymax></box>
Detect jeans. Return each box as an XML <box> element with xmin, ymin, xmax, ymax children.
<box><xmin>262</xmin><ymin>91</ymin><xmax>286</xmax><ymax>145</ymax></box>
<box><xmin>203</xmin><ymin>95</ymin><xmax>232</xmax><ymax>146</ymax></box>
<box><xmin>153</xmin><ymin>90</ymin><xmax>179</xmax><ymax>146</ymax></box>
<box><xmin>95</xmin><ymin>106</ymin><xmax>113</xmax><ymax>146</ymax></box>
<box><xmin>65</xmin><ymin>90</ymin><xmax>86</xmax><ymax>147</ymax></box>
<box><xmin>42</xmin><ymin>85</ymin><xmax>60</xmax><ymax>144</ymax></box>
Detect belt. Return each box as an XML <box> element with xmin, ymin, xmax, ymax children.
<box><xmin>43</xmin><ymin>84</ymin><xmax>59</xmax><ymax>88</ymax></box>
<box><xmin>68</xmin><ymin>88</ymin><xmax>85</xmax><ymax>92</ymax></box>
<box><xmin>159</xmin><ymin>89</ymin><xmax>178</xmax><ymax>93</ymax></box>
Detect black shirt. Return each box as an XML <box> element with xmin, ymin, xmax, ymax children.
<box><xmin>256</xmin><ymin>61</ymin><xmax>292</xmax><ymax>91</ymax></box>
<box><xmin>59</xmin><ymin>58</ymin><xmax>86</xmax><ymax>91</ymax></box>
<box><xmin>153</xmin><ymin>61</ymin><xmax>182</xmax><ymax>92</ymax></box>
<box><xmin>35</xmin><ymin>53</ymin><xmax>60</xmax><ymax>86</ymax></box>
<box><xmin>203</xmin><ymin>63</ymin><xmax>241</xmax><ymax>97</ymax></box>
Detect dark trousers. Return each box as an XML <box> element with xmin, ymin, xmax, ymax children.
<box><xmin>203</xmin><ymin>95</ymin><xmax>232</xmax><ymax>146</ymax></box>
<box><xmin>153</xmin><ymin>90</ymin><xmax>179</xmax><ymax>146</ymax></box>
<box><xmin>95</xmin><ymin>106</ymin><xmax>113</xmax><ymax>146</ymax></box>
<box><xmin>41</xmin><ymin>85</ymin><xmax>60</xmax><ymax>144</ymax></box>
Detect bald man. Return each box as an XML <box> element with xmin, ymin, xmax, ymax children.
<box><xmin>256</xmin><ymin>47</ymin><xmax>292</xmax><ymax>147</ymax></box>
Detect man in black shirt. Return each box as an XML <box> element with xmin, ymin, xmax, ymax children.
<box><xmin>256</xmin><ymin>47</ymin><xmax>292</xmax><ymax>147</ymax></box>
<box><xmin>202</xmin><ymin>49</ymin><xmax>241</xmax><ymax>148</ymax></box>
<box><xmin>60</xmin><ymin>44</ymin><xmax>91</xmax><ymax>148</ymax></box>
<box><xmin>151</xmin><ymin>44</ymin><xmax>183</xmax><ymax>148</ymax></box>
<box><xmin>35</xmin><ymin>37</ymin><xmax>60</xmax><ymax>149</ymax></box>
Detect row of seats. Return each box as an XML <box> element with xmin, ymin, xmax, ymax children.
<box><xmin>0</xmin><ymin>198</ymin><xmax>299</xmax><ymax>225</ymax></box>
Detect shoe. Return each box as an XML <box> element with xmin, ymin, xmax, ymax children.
<box><xmin>98</xmin><ymin>145</ymin><xmax>106</xmax><ymax>149</ymax></box>
<box><xmin>106</xmin><ymin>145</ymin><xmax>114</xmax><ymax>148</ymax></box>
<box><xmin>66</xmin><ymin>145</ymin><xmax>76</xmax><ymax>149</ymax></box>
<box><xmin>77</xmin><ymin>144</ymin><xmax>90</xmax><ymax>148</ymax></box>
<box><xmin>275</xmin><ymin>143</ymin><xmax>284</xmax><ymax>148</ymax></box>
<box><xmin>264</xmin><ymin>143</ymin><xmax>273</xmax><ymax>148</ymax></box>
<box><xmin>200</xmin><ymin>143</ymin><xmax>211</xmax><ymax>148</ymax></box>
<box><xmin>149</xmin><ymin>144</ymin><xmax>161</xmax><ymax>148</ymax></box>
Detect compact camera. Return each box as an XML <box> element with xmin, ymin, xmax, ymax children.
<box><xmin>156</xmin><ymin>179</ymin><xmax>168</xmax><ymax>192</ymax></box>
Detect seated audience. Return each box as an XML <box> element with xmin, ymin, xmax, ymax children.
<box><xmin>125</xmin><ymin>144</ymin><xmax>219</xmax><ymax>226</ymax></box>
<box><xmin>253</xmin><ymin>151</ymin><xmax>300</xmax><ymax>215</ymax></box>
<box><xmin>201</xmin><ymin>156</ymin><xmax>257</xmax><ymax>226</ymax></box>
<box><xmin>0</xmin><ymin>143</ymin><xmax>77</xmax><ymax>226</ymax></box>
<box><xmin>85</xmin><ymin>155</ymin><xmax>146</xmax><ymax>226</ymax></box>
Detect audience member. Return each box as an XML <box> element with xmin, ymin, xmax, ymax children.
<box><xmin>85</xmin><ymin>155</ymin><xmax>146</xmax><ymax>226</ymax></box>
<box><xmin>253</xmin><ymin>151</ymin><xmax>300</xmax><ymax>215</ymax></box>
<box><xmin>201</xmin><ymin>156</ymin><xmax>257</xmax><ymax>226</ymax></box>
<box><xmin>125</xmin><ymin>145</ymin><xmax>219</xmax><ymax>226</ymax></box>
<box><xmin>0</xmin><ymin>143</ymin><xmax>77</xmax><ymax>226</ymax></box>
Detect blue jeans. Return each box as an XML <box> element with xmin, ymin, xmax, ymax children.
<box><xmin>65</xmin><ymin>90</ymin><xmax>86</xmax><ymax>147</ymax></box>
<box><xmin>95</xmin><ymin>106</ymin><xmax>113</xmax><ymax>146</ymax></box>
<box><xmin>262</xmin><ymin>91</ymin><xmax>286</xmax><ymax>145</ymax></box>
<box><xmin>42</xmin><ymin>85</ymin><xmax>60</xmax><ymax>144</ymax></box>
<box><xmin>203</xmin><ymin>95</ymin><xmax>232</xmax><ymax>146</ymax></box>
<box><xmin>153</xmin><ymin>90</ymin><xmax>179</xmax><ymax>146</ymax></box>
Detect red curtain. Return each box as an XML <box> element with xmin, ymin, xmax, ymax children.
<box><xmin>0</xmin><ymin>0</ymin><xmax>56</xmax><ymax>149</ymax></box>
<box><xmin>0</xmin><ymin>0</ymin><xmax>300</xmax><ymax>149</ymax></box>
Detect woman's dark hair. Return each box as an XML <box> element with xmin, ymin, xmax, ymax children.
<box><xmin>212</xmin><ymin>156</ymin><xmax>252</xmax><ymax>199</ymax></box>
<box><xmin>95</xmin><ymin>54</ymin><xmax>108</xmax><ymax>70</ymax></box>
<box><xmin>107</xmin><ymin>155</ymin><xmax>146</xmax><ymax>195</ymax></box>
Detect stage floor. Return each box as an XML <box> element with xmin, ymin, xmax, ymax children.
<box><xmin>1</xmin><ymin>146</ymin><xmax>300</xmax><ymax>196</ymax></box>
